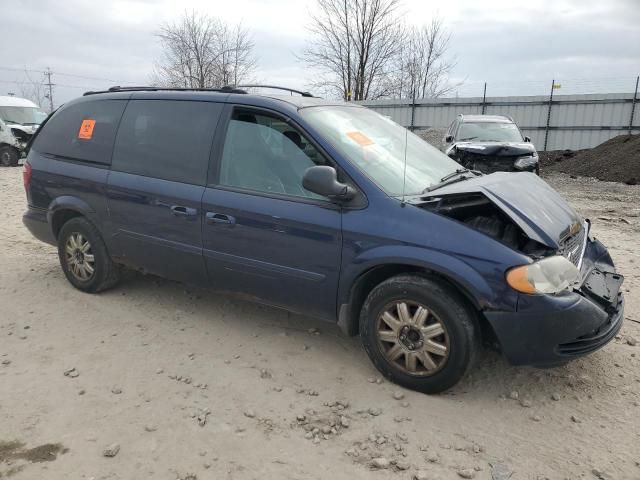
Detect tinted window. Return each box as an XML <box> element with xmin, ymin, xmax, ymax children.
<box><xmin>32</xmin><ymin>99</ymin><xmax>126</xmax><ymax>164</ymax></box>
<box><xmin>219</xmin><ymin>110</ymin><xmax>328</xmax><ymax>199</ymax></box>
<box><xmin>112</xmin><ymin>100</ymin><xmax>221</xmax><ymax>185</ymax></box>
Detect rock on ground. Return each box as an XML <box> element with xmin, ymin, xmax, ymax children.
<box><xmin>102</xmin><ymin>443</ymin><xmax>120</xmax><ymax>457</ymax></box>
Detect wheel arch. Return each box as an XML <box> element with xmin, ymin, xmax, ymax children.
<box><xmin>337</xmin><ymin>250</ymin><xmax>504</xmax><ymax>344</ymax></box>
<box><xmin>47</xmin><ymin>196</ymin><xmax>97</xmax><ymax>239</ymax></box>
<box><xmin>0</xmin><ymin>142</ymin><xmax>19</xmax><ymax>150</ymax></box>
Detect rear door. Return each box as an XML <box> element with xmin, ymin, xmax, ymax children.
<box><xmin>107</xmin><ymin>99</ymin><xmax>222</xmax><ymax>284</ymax></box>
<box><xmin>201</xmin><ymin>107</ymin><xmax>343</xmax><ymax>319</ymax></box>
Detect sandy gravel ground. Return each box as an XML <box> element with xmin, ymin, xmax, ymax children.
<box><xmin>1</xmin><ymin>166</ymin><xmax>639</xmax><ymax>480</ymax></box>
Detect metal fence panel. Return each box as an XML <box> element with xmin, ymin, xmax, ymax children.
<box><xmin>358</xmin><ymin>92</ymin><xmax>640</xmax><ymax>151</ymax></box>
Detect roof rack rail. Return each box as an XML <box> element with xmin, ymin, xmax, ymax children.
<box><xmin>235</xmin><ymin>84</ymin><xmax>314</xmax><ymax>98</ymax></box>
<box><xmin>83</xmin><ymin>85</ymin><xmax>247</xmax><ymax>96</ymax></box>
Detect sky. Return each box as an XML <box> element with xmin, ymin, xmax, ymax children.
<box><xmin>1</xmin><ymin>0</ymin><xmax>639</xmax><ymax>108</ymax></box>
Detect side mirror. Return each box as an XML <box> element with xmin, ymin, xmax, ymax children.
<box><xmin>524</xmin><ymin>136</ymin><xmax>531</xmax><ymax>142</ymax></box>
<box><xmin>445</xmin><ymin>134</ymin><xmax>453</xmax><ymax>143</ymax></box>
<box><xmin>302</xmin><ymin>166</ymin><xmax>355</xmax><ymax>201</ymax></box>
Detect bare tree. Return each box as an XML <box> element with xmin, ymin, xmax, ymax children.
<box><xmin>153</xmin><ymin>11</ymin><xmax>256</xmax><ymax>88</ymax></box>
<box><xmin>390</xmin><ymin>18</ymin><xmax>457</xmax><ymax>100</ymax></box>
<box><xmin>301</xmin><ymin>0</ymin><xmax>404</xmax><ymax>101</ymax></box>
<box><xmin>17</xmin><ymin>69</ymin><xmax>50</xmax><ymax>111</ymax></box>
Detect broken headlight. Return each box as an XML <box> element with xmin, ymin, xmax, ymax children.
<box><xmin>506</xmin><ymin>256</ymin><xmax>580</xmax><ymax>294</ymax></box>
<box><xmin>514</xmin><ymin>154</ymin><xmax>538</xmax><ymax>171</ymax></box>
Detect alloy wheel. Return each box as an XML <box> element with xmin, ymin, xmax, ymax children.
<box><xmin>376</xmin><ymin>300</ymin><xmax>450</xmax><ymax>376</ymax></box>
<box><xmin>64</xmin><ymin>232</ymin><xmax>95</xmax><ymax>281</ymax></box>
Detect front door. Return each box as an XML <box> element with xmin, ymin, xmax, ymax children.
<box><xmin>202</xmin><ymin>108</ymin><xmax>342</xmax><ymax>319</ymax></box>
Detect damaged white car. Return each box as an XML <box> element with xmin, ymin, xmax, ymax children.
<box><xmin>0</xmin><ymin>96</ymin><xmax>47</xmax><ymax>167</ymax></box>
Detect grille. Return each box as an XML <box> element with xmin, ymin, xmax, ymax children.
<box><xmin>458</xmin><ymin>152</ymin><xmax>518</xmax><ymax>173</ymax></box>
<box><xmin>559</xmin><ymin>223</ymin><xmax>587</xmax><ymax>267</ymax></box>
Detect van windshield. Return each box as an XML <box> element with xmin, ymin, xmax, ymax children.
<box><xmin>300</xmin><ymin>106</ymin><xmax>460</xmax><ymax>196</ymax></box>
<box><xmin>0</xmin><ymin>106</ymin><xmax>46</xmax><ymax>125</ymax></box>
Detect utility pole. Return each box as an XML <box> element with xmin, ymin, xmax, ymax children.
<box><xmin>44</xmin><ymin>67</ymin><xmax>54</xmax><ymax>112</ymax></box>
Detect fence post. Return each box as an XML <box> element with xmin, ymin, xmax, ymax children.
<box><xmin>543</xmin><ymin>79</ymin><xmax>555</xmax><ymax>151</ymax></box>
<box><xmin>410</xmin><ymin>96</ymin><xmax>416</xmax><ymax>131</ymax></box>
<box><xmin>481</xmin><ymin>82</ymin><xmax>487</xmax><ymax>114</ymax></box>
<box><xmin>629</xmin><ymin>75</ymin><xmax>639</xmax><ymax>135</ymax></box>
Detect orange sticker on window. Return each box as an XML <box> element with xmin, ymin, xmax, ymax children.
<box><xmin>78</xmin><ymin>119</ymin><xmax>96</xmax><ymax>140</ymax></box>
<box><xmin>346</xmin><ymin>131</ymin><xmax>374</xmax><ymax>146</ymax></box>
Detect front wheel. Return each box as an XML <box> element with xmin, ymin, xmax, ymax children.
<box><xmin>57</xmin><ymin>217</ymin><xmax>120</xmax><ymax>293</ymax></box>
<box><xmin>0</xmin><ymin>146</ymin><xmax>19</xmax><ymax>167</ymax></box>
<box><xmin>360</xmin><ymin>274</ymin><xmax>479</xmax><ymax>394</ymax></box>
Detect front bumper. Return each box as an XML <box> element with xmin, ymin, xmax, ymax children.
<box><xmin>485</xmin><ymin>237</ymin><xmax>624</xmax><ymax>366</ymax></box>
<box><xmin>455</xmin><ymin>152</ymin><xmax>539</xmax><ymax>174</ymax></box>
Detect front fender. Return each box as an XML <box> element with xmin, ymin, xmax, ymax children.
<box><xmin>338</xmin><ymin>245</ymin><xmax>518</xmax><ymax>313</ymax></box>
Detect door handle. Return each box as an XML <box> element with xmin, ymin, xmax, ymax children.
<box><xmin>206</xmin><ymin>212</ymin><xmax>236</xmax><ymax>225</ymax></box>
<box><xmin>170</xmin><ymin>205</ymin><xmax>197</xmax><ymax>217</ymax></box>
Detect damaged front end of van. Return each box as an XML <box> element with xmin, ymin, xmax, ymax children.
<box><xmin>412</xmin><ymin>172</ymin><xmax>624</xmax><ymax>366</ymax></box>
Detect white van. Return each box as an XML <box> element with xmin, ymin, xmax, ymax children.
<box><xmin>0</xmin><ymin>96</ymin><xmax>47</xmax><ymax>166</ymax></box>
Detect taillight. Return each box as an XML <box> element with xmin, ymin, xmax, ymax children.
<box><xmin>23</xmin><ymin>161</ymin><xmax>32</xmax><ymax>191</ymax></box>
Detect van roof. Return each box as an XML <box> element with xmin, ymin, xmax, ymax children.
<box><xmin>74</xmin><ymin>88</ymin><xmax>352</xmax><ymax>111</ymax></box>
<box><xmin>0</xmin><ymin>96</ymin><xmax>40</xmax><ymax>108</ymax></box>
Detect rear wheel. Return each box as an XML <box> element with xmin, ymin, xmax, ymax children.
<box><xmin>0</xmin><ymin>146</ymin><xmax>19</xmax><ymax>167</ymax></box>
<box><xmin>360</xmin><ymin>274</ymin><xmax>478</xmax><ymax>393</ymax></box>
<box><xmin>57</xmin><ymin>217</ymin><xmax>120</xmax><ymax>292</ymax></box>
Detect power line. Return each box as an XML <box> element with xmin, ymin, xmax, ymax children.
<box><xmin>0</xmin><ymin>66</ymin><xmax>139</xmax><ymax>85</ymax></box>
<box><xmin>0</xmin><ymin>79</ymin><xmax>110</xmax><ymax>89</ymax></box>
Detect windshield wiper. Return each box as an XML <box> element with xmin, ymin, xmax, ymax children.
<box><xmin>458</xmin><ymin>136</ymin><xmax>477</xmax><ymax>141</ymax></box>
<box><xmin>422</xmin><ymin>168</ymin><xmax>479</xmax><ymax>193</ymax></box>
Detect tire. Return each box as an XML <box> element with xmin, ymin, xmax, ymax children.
<box><xmin>57</xmin><ymin>217</ymin><xmax>120</xmax><ymax>293</ymax></box>
<box><xmin>0</xmin><ymin>145</ymin><xmax>19</xmax><ymax>167</ymax></box>
<box><xmin>535</xmin><ymin>165</ymin><xmax>540</xmax><ymax>176</ymax></box>
<box><xmin>359</xmin><ymin>274</ymin><xmax>479</xmax><ymax>394</ymax></box>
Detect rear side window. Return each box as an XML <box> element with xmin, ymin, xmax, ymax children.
<box><xmin>32</xmin><ymin>99</ymin><xmax>126</xmax><ymax>164</ymax></box>
<box><xmin>111</xmin><ymin>100</ymin><xmax>222</xmax><ymax>185</ymax></box>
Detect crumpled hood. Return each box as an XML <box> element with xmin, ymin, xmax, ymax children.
<box><xmin>453</xmin><ymin>141</ymin><xmax>536</xmax><ymax>156</ymax></box>
<box><xmin>7</xmin><ymin>124</ymin><xmax>39</xmax><ymax>135</ymax></box>
<box><xmin>423</xmin><ymin>172</ymin><xmax>580</xmax><ymax>249</ymax></box>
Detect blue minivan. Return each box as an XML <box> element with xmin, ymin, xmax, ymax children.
<box><xmin>22</xmin><ymin>86</ymin><xmax>624</xmax><ymax>393</ymax></box>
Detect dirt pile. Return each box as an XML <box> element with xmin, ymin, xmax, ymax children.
<box><xmin>415</xmin><ymin>127</ymin><xmax>446</xmax><ymax>151</ymax></box>
<box><xmin>542</xmin><ymin>134</ymin><xmax>640</xmax><ymax>184</ymax></box>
